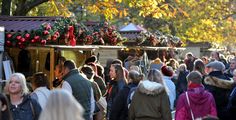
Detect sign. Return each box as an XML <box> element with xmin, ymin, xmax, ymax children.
<box><xmin>0</xmin><ymin>27</ymin><xmax>4</xmax><ymax>51</ymax></box>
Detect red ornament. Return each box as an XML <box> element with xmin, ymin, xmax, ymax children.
<box><xmin>45</xmin><ymin>24</ymin><xmax>51</xmax><ymax>30</ymax></box>
<box><xmin>7</xmin><ymin>34</ymin><xmax>12</xmax><ymax>39</ymax></box>
<box><xmin>41</xmin><ymin>40</ymin><xmax>47</xmax><ymax>45</ymax></box>
<box><xmin>16</xmin><ymin>35</ymin><xmax>22</xmax><ymax>40</ymax></box>
<box><xmin>20</xmin><ymin>38</ymin><xmax>26</xmax><ymax>43</ymax></box>
<box><xmin>55</xmin><ymin>31</ymin><xmax>60</xmax><ymax>37</ymax></box>
<box><xmin>52</xmin><ymin>35</ymin><xmax>57</xmax><ymax>41</ymax></box>
<box><xmin>25</xmin><ymin>33</ymin><xmax>30</xmax><ymax>39</ymax></box>
<box><xmin>6</xmin><ymin>40</ymin><xmax>12</xmax><ymax>46</ymax></box>
<box><xmin>31</xmin><ymin>39</ymin><xmax>36</xmax><ymax>43</ymax></box>
<box><xmin>43</xmin><ymin>30</ymin><xmax>49</xmax><ymax>35</ymax></box>
<box><xmin>34</xmin><ymin>36</ymin><xmax>40</xmax><ymax>41</ymax></box>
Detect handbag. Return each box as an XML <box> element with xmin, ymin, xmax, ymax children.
<box><xmin>185</xmin><ymin>92</ymin><xmax>195</xmax><ymax>120</ymax></box>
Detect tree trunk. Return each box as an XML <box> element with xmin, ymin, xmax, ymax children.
<box><xmin>13</xmin><ymin>0</ymin><xmax>49</xmax><ymax>16</ymax></box>
<box><xmin>1</xmin><ymin>0</ymin><xmax>12</xmax><ymax>15</ymax></box>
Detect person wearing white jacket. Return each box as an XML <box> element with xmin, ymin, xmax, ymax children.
<box><xmin>31</xmin><ymin>72</ymin><xmax>50</xmax><ymax>109</ymax></box>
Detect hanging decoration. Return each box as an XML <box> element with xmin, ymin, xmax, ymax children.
<box><xmin>136</xmin><ymin>30</ymin><xmax>182</xmax><ymax>47</ymax></box>
<box><xmin>5</xmin><ymin>17</ymin><xmax>127</xmax><ymax>49</ymax></box>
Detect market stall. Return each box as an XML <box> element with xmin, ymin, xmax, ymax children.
<box><xmin>1</xmin><ymin>16</ymin><xmax>185</xmax><ymax>89</ymax></box>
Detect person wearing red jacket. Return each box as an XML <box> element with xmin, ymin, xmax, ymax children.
<box><xmin>175</xmin><ymin>71</ymin><xmax>217</xmax><ymax>120</ymax></box>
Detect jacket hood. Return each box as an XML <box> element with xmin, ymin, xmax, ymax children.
<box><xmin>187</xmin><ymin>86</ymin><xmax>212</xmax><ymax>105</ymax></box>
<box><xmin>138</xmin><ymin>80</ymin><xmax>165</xmax><ymax>95</ymax></box>
<box><xmin>204</xmin><ymin>76</ymin><xmax>234</xmax><ymax>89</ymax></box>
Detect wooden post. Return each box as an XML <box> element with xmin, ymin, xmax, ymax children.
<box><xmin>49</xmin><ymin>47</ymin><xmax>54</xmax><ymax>89</ymax></box>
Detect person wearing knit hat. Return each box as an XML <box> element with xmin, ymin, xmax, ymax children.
<box><xmin>161</xmin><ymin>66</ymin><xmax>174</xmax><ymax>77</ymax></box>
<box><xmin>175</xmin><ymin>71</ymin><xmax>217</xmax><ymax>120</ymax></box>
<box><xmin>161</xmin><ymin>65</ymin><xmax>176</xmax><ymax>111</ymax></box>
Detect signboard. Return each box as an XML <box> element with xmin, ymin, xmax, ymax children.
<box><xmin>0</xmin><ymin>27</ymin><xmax>4</xmax><ymax>51</ymax></box>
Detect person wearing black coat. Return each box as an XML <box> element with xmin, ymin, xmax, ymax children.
<box><xmin>204</xmin><ymin>61</ymin><xmax>234</xmax><ymax>120</ymax></box>
<box><xmin>109</xmin><ymin>70</ymin><xmax>142</xmax><ymax>120</ymax></box>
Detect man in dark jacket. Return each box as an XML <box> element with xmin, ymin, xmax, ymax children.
<box><xmin>204</xmin><ymin>60</ymin><xmax>234</xmax><ymax>120</ymax></box>
<box><xmin>62</xmin><ymin>60</ymin><xmax>94</xmax><ymax>120</ymax></box>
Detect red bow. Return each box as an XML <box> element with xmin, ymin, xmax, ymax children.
<box><xmin>68</xmin><ymin>26</ymin><xmax>76</xmax><ymax>46</ymax></box>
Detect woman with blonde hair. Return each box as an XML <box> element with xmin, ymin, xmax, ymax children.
<box><xmin>129</xmin><ymin>69</ymin><xmax>171</xmax><ymax>120</ymax></box>
<box><xmin>39</xmin><ymin>89</ymin><xmax>84</xmax><ymax>120</ymax></box>
<box><xmin>8</xmin><ymin>73</ymin><xmax>42</xmax><ymax>120</ymax></box>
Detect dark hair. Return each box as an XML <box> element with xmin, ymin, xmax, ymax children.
<box><xmin>111</xmin><ymin>64</ymin><xmax>127</xmax><ymax>84</ymax></box>
<box><xmin>128</xmin><ymin>70</ymin><xmax>143</xmax><ymax>84</ymax></box>
<box><xmin>96</xmin><ymin>63</ymin><xmax>104</xmax><ymax>78</ymax></box>
<box><xmin>80</xmin><ymin>65</ymin><xmax>94</xmax><ymax>80</ymax></box>
<box><xmin>64</xmin><ymin>60</ymin><xmax>76</xmax><ymax>70</ymax></box>
<box><xmin>55</xmin><ymin>63</ymin><xmax>63</xmax><ymax>73</ymax></box>
<box><xmin>0</xmin><ymin>93</ymin><xmax>12</xmax><ymax>120</ymax></box>
<box><xmin>111</xmin><ymin>59</ymin><xmax>123</xmax><ymax>66</ymax></box>
<box><xmin>187</xmin><ymin>71</ymin><xmax>202</xmax><ymax>84</ymax></box>
<box><xmin>194</xmin><ymin>59</ymin><xmax>206</xmax><ymax>75</ymax></box>
<box><xmin>31</xmin><ymin>72</ymin><xmax>48</xmax><ymax>88</ymax></box>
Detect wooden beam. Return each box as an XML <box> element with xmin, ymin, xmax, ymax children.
<box><xmin>49</xmin><ymin>47</ymin><xmax>54</xmax><ymax>89</ymax></box>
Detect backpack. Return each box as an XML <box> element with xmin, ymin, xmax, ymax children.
<box><xmin>127</xmin><ymin>86</ymin><xmax>137</xmax><ymax>108</ymax></box>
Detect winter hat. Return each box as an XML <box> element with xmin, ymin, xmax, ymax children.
<box><xmin>161</xmin><ymin>66</ymin><xmax>173</xmax><ymax>77</ymax></box>
<box><xmin>85</xmin><ymin>55</ymin><xmax>97</xmax><ymax>64</ymax></box>
<box><xmin>206</xmin><ymin>60</ymin><xmax>225</xmax><ymax>71</ymax></box>
<box><xmin>187</xmin><ymin>71</ymin><xmax>202</xmax><ymax>84</ymax></box>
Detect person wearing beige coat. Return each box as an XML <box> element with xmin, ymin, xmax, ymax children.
<box><xmin>128</xmin><ymin>69</ymin><xmax>171</xmax><ymax>120</ymax></box>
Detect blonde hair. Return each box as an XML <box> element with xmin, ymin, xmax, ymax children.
<box><xmin>9</xmin><ymin>73</ymin><xmax>29</xmax><ymax>95</ymax></box>
<box><xmin>39</xmin><ymin>89</ymin><xmax>84</xmax><ymax>120</ymax></box>
<box><xmin>147</xmin><ymin>69</ymin><xmax>169</xmax><ymax>92</ymax></box>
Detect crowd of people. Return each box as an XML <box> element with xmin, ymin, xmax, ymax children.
<box><xmin>0</xmin><ymin>51</ymin><xmax>236</xmax><ymax>120</ymax></box>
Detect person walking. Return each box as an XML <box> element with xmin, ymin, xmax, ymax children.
<box><xmin>175</xmin><ymin>71</ymin><xmax>217</xmax><ymax>120</ymax></box>
<box><xmin>61</xmin><ymin>60</ymin><xmax>94</xmax><ymax>120</ymax></box>
<box><xmin>128</xmin><ymin>69</ymin><xmax>171</xmax><ymax>120</ymax></box>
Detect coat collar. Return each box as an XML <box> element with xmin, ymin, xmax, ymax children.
<box><xmin>204</xmin><ymin>76</ymin><xmax>234</xmax><ymax>89</ymax></box>
<box><xmin>138</xmin><ymin>80</ymin><xmax>165</xmax><ymax>95</ymax></box>
<box><xmin>62</xmin><ymin>69</ymin><xmax>79</xmax><ymax>80</ymax></box>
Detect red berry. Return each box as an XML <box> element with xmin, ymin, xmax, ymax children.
<box><xmin>7</xmin><ymin>34</ymin><xmax>12</xmax><ymax>38</ymax></box>
<box><xmin>31</xmin><ymin>39</ymin><xmax>36</xmax><ymax>43</ymax></box>
<box><xmin>25</xmin><ymin>33</ymin><xmax>30</xmax><ymax>39</ymax></box>
<box><xmin>16</xmin><ymin>35</ymin><xmax>22</xmax><ymax>40</ymax></box>
<box><xmin>34</xmin><ymin>36</ymin><xmax>40</xmax><ymax>41</ymax></box>
<box><xmin>20</xmin><ymin>38</ymin><xmax>26</xmax><ymax>42</ymax></box>
<box><xmin>43</xmin><ymin>30</ymin><xmax>49</xmax><ymax>35</ymax></box>
<box><xmin>41</xmin><ymin>40</ymin><xmax>47</xmax><ymax>45</ymax></box>
<box><xmin>6</xmin><ymin>40</ymin><xmax>12</xmax><ymax>46</ymax></box>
